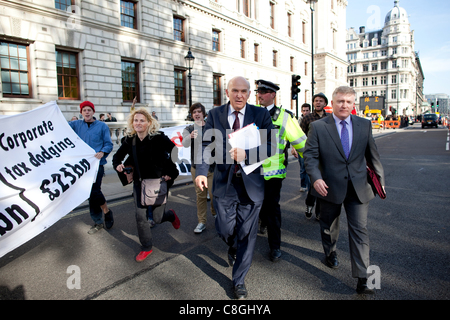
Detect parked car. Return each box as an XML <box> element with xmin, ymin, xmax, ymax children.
<box><xmin>422</xmin><ymin>113</ymin><xmax>439</xmax><ymax>128</ymax></box>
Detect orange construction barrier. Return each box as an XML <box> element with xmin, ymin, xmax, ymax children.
<box><xmin>384</xmin><ymin>120</ymin><xmax>400</xmax><ymax>129</ymax></box>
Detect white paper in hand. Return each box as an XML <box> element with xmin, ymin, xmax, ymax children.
<box><xmin>228</xmin><ymin>123</ymin><xmax>263</xmax><ymax>174</ymax></box>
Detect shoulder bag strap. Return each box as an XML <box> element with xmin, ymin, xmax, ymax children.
<box><xmin>132</xmin><ymin>136</ymin><xmax>142</xmax><ymax>182</ymax></box>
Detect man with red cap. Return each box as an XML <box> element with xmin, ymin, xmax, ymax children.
<box><xmin>69</xmin><ymin>101</ymin><xmax>114</xmax><ymax>234</ymax></box>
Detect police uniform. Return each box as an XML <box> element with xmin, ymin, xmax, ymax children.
<box><xmin>256</xmin><ymin>79</ymin><xmax>307</xmax><ymax>262</ymax></box>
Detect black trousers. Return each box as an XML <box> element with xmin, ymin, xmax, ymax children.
<box><xmin>214</xmin><ymin>175</ymin><xmax>262</xmax><ymax>286</ymax></box>
<box><xmin>259</xmin><ymin>177</ymin><xmax>283</xmax><ymax>250</ymax></box>
<box><xmin>317</xmin><ymin>181</ymin><xmax>370</xmax><ymax>278</ymax></box>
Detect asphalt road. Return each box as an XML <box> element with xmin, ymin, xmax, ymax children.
<box><xmin>1</xmin><ymin>123</ymin><xmax>449</xmax><ymax>303</ymax></box>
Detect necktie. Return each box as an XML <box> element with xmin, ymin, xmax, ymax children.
<box><xmin>232</xmin><ymin>111</ymin><xmax>240</xmax><ymax>131</ymax></box>
<box><xmin>232</xmin><ymin>111</ymin><xmax>240</xmax><ymax>173</ymax></box>
<box><xmin>340</xmin><ymin>120</ymin><xmax>350</xmax><ymax>159</ymax></box>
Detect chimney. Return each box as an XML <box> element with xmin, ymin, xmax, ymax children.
<box><xmin>359</xmin><ymin>26</ymin><xmax>365</xmax><ymax>34</ymax></box>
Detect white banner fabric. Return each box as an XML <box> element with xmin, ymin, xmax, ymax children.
<box><xmin>160</xmin><ymin>124</ymin><xmax>192</xmax><ymax>176</ymax></box>
<box><xmin>0</xmin><ymin>101</ymin><xmax>99</xmax><ymax>258</ymax></box>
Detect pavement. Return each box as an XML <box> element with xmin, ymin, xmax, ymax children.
<box><xmin>3</xmin><ymin>125</ymin><xmax>433</xmax><ymax>303</ymax></box>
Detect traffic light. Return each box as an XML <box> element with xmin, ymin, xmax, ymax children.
<box><xmin>291</xmin><ymin>74</ymin><xmax>301</xmax><ymax>100</ymax></box>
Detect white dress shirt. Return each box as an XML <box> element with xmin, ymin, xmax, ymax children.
<box><xmin>228</xmin><ymin>104</ymin><xmax>246</xmax><ymax>130</ymax></box>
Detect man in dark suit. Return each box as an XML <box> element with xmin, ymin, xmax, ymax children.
<box><xmin>304</xmin><ymin>86</ymin><xmax>385</xmax><ymax>294</ymax></box>
<box><xmin>195</xmin><ymin>76</ymin><xmax>274</xmax><ymax>299</ymax></box>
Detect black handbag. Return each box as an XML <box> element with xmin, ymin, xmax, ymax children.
<box><xmin>132</xmin><ymin>136</ymin><xmax>167</xmax><ymax>206</ymax></box>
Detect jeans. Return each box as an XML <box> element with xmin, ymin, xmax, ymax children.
<box><xmin>298</xmin><ymin>155</ymin><xmax>310</xmax><ymax>190</ymax></box>
<box><xmin>89</xmin><ymin>165</ymin><xmax>106</xmax><ymax>224</ymax></box>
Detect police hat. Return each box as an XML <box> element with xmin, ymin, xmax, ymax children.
<box><xmin>256</xmin><ymin>79</ymin><xmax>280</xmax><ymax>92</ymax></box>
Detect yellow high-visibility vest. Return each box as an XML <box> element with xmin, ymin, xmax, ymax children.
<box><xmin>262</xmin><ymin>106</ymin><xmax>307</xmax><ymax>180</ymax></box>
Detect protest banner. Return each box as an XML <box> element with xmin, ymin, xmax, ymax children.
<box><xmin>161</xmin><ymin>124</ymin><xmax>192</xmax><ymax>176</ymax></box>
<box><xmin>0</xmin><ymin>101</ymin><xmax>99</xmax><ymax>258</ymax></box>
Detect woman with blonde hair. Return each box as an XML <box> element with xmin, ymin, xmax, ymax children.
<box><xmin>113</xmin><ymin>107</ymin><xmax>180</xmax><ymax>262</ymax></box>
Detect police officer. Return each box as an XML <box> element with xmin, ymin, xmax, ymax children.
<box><xmin>256</xmin><ymin>79</ymin><xmax>307</xmax><ymax>262</ymax></box>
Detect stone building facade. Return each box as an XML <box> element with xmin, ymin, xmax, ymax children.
<box><xmin>1</xmin><ymin>0</ymin><xmax>348</xmax><ymax>122</ymax></box>
<box><xmin>346</xmin><ymin>0</ymin><xmax>425</xmax><ymax>116</ymax></box>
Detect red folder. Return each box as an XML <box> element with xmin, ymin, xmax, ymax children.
<box><xmin>366</xmin><ymin>162</ymin><xmax>386</xmax><ymax>199</ymax></box>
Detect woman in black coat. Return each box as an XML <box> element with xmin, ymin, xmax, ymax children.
<box><xmin>113</xmin><ymin>108</ymin><xmax>180</xmax><ymax>262</ymax></box>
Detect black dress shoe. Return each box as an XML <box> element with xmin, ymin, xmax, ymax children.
<box><xmin>104</xmin><ymin>210</ymin><xmax>114</xmax><ymax>229</ymax></box>
<box><xmin>228</xmin><ymin>247</ymin><xmax>236</xmax><ymax>267</ymax></box>
<box><xmin>270</xmin><ymin>249</ymin><xmax>282</xmax><ymax>262</ymax></box>
<box><xmin>234</xmin><ymin>284</ymin><xmax>248</xmax><ymax>299</ymax></box>
<box><xmin>325</xmin><ymin>251</ymin><xmax>339</xmax><ymax>269</ymax></box>
<box><xmin>356</xmin><ymin>278</ymin><xmax>375</xmax><ymax>294</ymax></box>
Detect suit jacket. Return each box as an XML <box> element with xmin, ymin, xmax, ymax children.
<box><xmin>304</xmin><ymin>114</ymin><xmax>384</xmax><ymax>204</ymax></box>
<box><xmin>196</xmin><ymin>102</ymin><xmax>274</xmax><ymax>203</ymax></box>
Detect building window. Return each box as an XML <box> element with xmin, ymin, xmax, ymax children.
<box><xmin>270</xmin><ymin>2</ymin><xmax>275</xmax><ymax>29</ymax></box>
<box><xmin>272</xmin><ymin>50</ymin><xmax>277</xmax><ymax>67</ymax></box>
<box><xmin>212</xmin><ymin>30</ymin><xmax>220</xmax><ymax>52</ymax></box>
<box><xmin>290</xmin><ymin>57</ymin><xmax>294</xmax><ymax>72</ymax></box>
<box><xmin>363</xmin><ymin>64</ymin><xmax>369</xmax><ymax>72</ymax></box>
<box><xmin>392</xmin><ymin>60</ymin><xmax>397</xmax><ymax>68</ymax></box>
<box><xmin>372</xmin><ymin>63</ymin><xmax>378</xmax><ymax>71</ymax></box>
<box><xmin>121</xmin><ymin>60</ymin><xmax>139</xmax><ymax>102</ymax></box>
<box><xmin>240</xmin><ymin>39</ymin><xmax>246</xmax><ymax>59</ymax></box>
<box><xmin>120</xmin><ymin>1</ymin><xmax>137</xmax><ymax>29</ymax></box>
<box><xmin>254</xmin><ymin>44</ymin><xmax>259</xmax><ymax>62</ymax></box>
<box><xmin>55</xmin><ymin>0</ymin><xmax>74</xmax><ymax>11</ymax></box>
<box><xmin>302</xmin><ymin>21</ymin><xmax>306</xmax><ymax>44</ymax></box>
<box><xmin>305</xmin><ymin>61</ymin><xmax>308</xmax><ymax>76</ymax></box>
<box><xmin>213</xmin><ymin>75</ymin><xmax>222</xmax><ymax>106</ymax></box>
<box><xmin>173</xmin><ymin>16</ymin><xmax>185</xmax><ymax>42</ymax></box>
<box><xmin>371</xmin><ymin>77</ymin><xmax>377</xmax><ymax>85</ymax></box>
<box><xmin>243</xmin><ymin>0</ymin><xmax>250</xmax><ymax>17</ymax></box>
<box><xmin>287</xmin><ymin>13</ymin><xmax>292</xmax><ymax>37</ymax></box>
<box><xmin>56</xmin><ymin>50</ymin><xmax>79</xmax><ymax>100</ymax></box>
<box><xmin>392</xmin><ymin>75</ymin><xmax>397</xmax><ymax>84</ymax></box>
<box><xmin>391</xmin><ymin>89</ymin><xmax>397</xmax><ymax>100</ymax></box>
<box><xmin>174</xmin><ymin>69</ymin><xmax>186</xmax><ymax>105</ymax></box>
<box><xmin>362</xmin><ymin>77</ymin><xmax>368</xmax><ymax>86</ymax></box>
<box><xmin>381</xmin><ymin>76</ymin><xmax>387</xmax><ymax>85</ymax></box>
<box><xmin>381</xmin><ymin>62</ymin><xmax>387</xmax><ymax>70</ymax></box>
<box><xmin>0</xmin><ymin>41</ymin><xmax>31</xmax><ymax>98</ymax></box>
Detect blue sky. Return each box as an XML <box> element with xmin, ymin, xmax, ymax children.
<box><xmin>346</xmin><ymin>0</ymin><xmax>450</xmax><ymax>95</ymax></box>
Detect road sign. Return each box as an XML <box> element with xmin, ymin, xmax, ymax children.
<box><xmin>360</xmin><ymin>96</ymin><xmax>385</xmax><ymax>112</ymax></box>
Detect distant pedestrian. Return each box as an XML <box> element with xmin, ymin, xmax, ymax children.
<box><xmin>182</xmin><ymin>103</ymin><xmax>216</xmax><ymax>234</ymax></box>
<box><xmin>292</xmin><ymin>103</ymin><xmax>311</xmax><ymax>193</ymax></box>
<box><xmin>105</xmin><ymin>113</ymin><xmax>117</xmax><ymax>122</ymax></box>
<box><xmin>300</xmin><ymin>92</ymin><xmax>328</xmax><ymax>220</ymax></box>
<box><xmin>152</xmin><ymin>111</ymin><xmax>158</xmax><ymax>120</ymax></box>
<box><xmin>69</xmin><ymin>101</ymin><xmax>114</xmax><ymax>234</ymax></box>
<box><xmin>113</xmin><ymin>108</ymin><xmax>180</xmax><ymax>262</ymax></box>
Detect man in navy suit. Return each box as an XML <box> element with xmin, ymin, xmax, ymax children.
<box><xmin>195</xmin><ymin>76</ymin><xmax>274</xmax><ymax>299</ymax></box>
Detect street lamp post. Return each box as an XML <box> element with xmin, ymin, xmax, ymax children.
<box><xmin>309</xmin><ymin>0</ymin><xmax>318</xmax><ymax>110</ymax></box>
<box><xmin>184</xmin><ymin>48</ymin><xmax>195</xmax><ymax>120</ymax></box>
